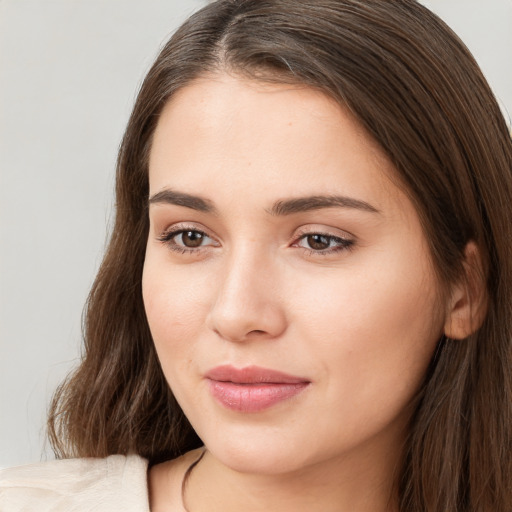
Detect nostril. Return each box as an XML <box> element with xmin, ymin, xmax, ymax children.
<box><xmin>206</xmin><ymin>297</ymin><xmax>287</xmax><ymax>342</ymax></box>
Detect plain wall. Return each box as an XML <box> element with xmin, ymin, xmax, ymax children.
<box><xmin>1</xmin><ymin>0</ymin><xmax>511</xmax><ymax>468</ymax></box>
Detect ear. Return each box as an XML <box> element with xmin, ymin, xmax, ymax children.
<box><xmin>444</xmin><ymin>241</ymin><xmax>488</xmax><ymax>340</ymax></box>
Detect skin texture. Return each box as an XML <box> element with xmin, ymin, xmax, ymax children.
<box><xmin>143</xmin><ymin>74</ymin><xmax>455</xmax><ymax>512</ymax></box>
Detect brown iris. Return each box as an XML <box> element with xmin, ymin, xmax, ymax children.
<box><xmin>306</xmin><ymin>234</ymin><xmax>331</xmax><ymax>250</ymax></box>
<box><xmin>181</xmin><ymin>231</ymin><xmax>204</xmax><ymax>248</ymax></box>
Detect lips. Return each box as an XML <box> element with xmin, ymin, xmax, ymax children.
<box><xmin>205</xmin><ymin>365</ymin><xmax>310</xmax><ymax>412</ymax></box>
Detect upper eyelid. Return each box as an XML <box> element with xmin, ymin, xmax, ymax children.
<box><xmin>293</xmin><ymin>225</ymin><xmax>355</xmax><ymax>240</ymax></box>
<box><xmin>158</xmin><ymin>222</ymin><xmax>213</xmax><ymax>237</ymax></box>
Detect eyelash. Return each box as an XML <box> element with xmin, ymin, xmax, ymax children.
<box><xmin>157</xmin><ymin>225</ymin><xmax>355</xmax><ymax>256</ymax></box>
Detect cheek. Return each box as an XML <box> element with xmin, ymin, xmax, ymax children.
<box><xmin>293</xmin><ymin>253</ymin><xmax>441</xmax><ymax>344</ymax></box>
<box><xmin>142</xmin><ymin>254</ymin><xmax>209</xmax><ymax>367</ymax></box>
<box><xmin>142</xmin><ymin>254</ymin><xmax>222</xmax><ymax>415</ymax></box>
<box><xmin>289</xmin><ymin>251</ymin><xmax>443</xmax><ymax>414</ymax></box>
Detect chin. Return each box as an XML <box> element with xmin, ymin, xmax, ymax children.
<box><xmin>213</xmin><ymin>445</ymin><xmax>302</xmax><ymax>475</ymax></box>
<box><xmin>198</xmin><ymin>424</ymin><xmax>319</xmax><ymax>476</ymax></box>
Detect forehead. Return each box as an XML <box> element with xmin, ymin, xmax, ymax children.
<box><xmin>148</xmin><ymin>73</ymin><xmax>405</xmax><ymax>216</ymax></box>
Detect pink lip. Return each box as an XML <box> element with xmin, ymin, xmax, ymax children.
<box><xmin>205</xmin><ymin>365</ymin><xmax>310</xmax><ymax>413</ymax></box>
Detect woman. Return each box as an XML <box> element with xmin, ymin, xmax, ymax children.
<box><xmin>2</xmin><ymin>0</ymin><xmax>511</xmax><ymax>510</ymax></box>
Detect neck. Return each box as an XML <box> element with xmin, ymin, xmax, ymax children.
<box><xmin>185</xmin><ymin>441</ymin><xmax>401</xmax><ymax>512</ymax></box>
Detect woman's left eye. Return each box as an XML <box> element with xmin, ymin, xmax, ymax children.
<box><xmin>296</xmin><ymin>233</ymin><xmax>354</xmax><ymax>253</ymax></box>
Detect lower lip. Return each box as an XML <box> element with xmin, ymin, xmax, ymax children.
<box><xmin>207</xmin><ymin>380</ymin><xmax>309</xmax><ymax>412</ymax></box>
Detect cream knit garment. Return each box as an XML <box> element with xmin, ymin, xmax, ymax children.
<box><xmin>0</xmin><ymin>454</ymin><xmax>149</xmax><ymax>511</ymax></box>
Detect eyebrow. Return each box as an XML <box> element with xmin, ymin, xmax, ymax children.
<box><xmin>267</xmin><ymin>195</ymin><xmax>380</xmax><ymax>216</ymax></box>
<box><xmin>148</xmin><ymin>188</ymin><xmax>379</xmax><ymax>216</ymax></box>
<box><xmin>148</xmin><ymin>189</ymin><xmax>217</xmax><ymax>213</ymax></box>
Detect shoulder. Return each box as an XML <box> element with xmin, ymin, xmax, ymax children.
<box><xmin>0</xmin><ymin>454</ymin><xmax>149</xmax><ymax>512</ymax></box>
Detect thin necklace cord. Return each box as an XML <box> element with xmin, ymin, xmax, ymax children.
<box><xmin>181</xmin><ymin>449</ymin><xmax>207</xmax><ymax>512</ymax></box>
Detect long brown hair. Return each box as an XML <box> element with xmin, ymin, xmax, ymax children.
<box><xmin>48</xmin><ymin>1</ymin><xmax>512</xmax><ymax>509</ymax></box>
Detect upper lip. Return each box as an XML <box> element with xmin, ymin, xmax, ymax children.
<box><xmin>205</xmin><ymin>365</ymin><xmax>310</xmax><ymax>384</ymax></box>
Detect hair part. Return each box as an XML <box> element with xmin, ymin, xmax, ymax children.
<box><xmin>48</xmin><ymin>1</ymin><xmax>512</xmax><ymax>509</ymax></box>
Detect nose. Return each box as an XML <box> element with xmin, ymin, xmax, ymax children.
<box><xmin>205</xmin><ymin>247</ymin><xmax>287</xmax><ymax>343</ymax></box>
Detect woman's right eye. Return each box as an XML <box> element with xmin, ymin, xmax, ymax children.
<box><xmin>157</xmin><ymin>228</ymin><xmax>218</xmax><ymax>253</ymax></box>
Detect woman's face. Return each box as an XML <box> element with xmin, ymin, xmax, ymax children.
<box><xmin>143</xmin><ymin>74</ymin><xmax>447</xmax><ymax>475</ymax></box>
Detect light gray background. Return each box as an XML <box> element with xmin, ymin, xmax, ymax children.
<box><xmin>1</xmin><ymin>0</ymin><xmax>511</xmax><ymax>468</ymax></box>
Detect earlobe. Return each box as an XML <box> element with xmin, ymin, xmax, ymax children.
<box><xmin>444</xmin><ymin>241</ymin><xmax>488</xmax><ymax>340</ymax></box>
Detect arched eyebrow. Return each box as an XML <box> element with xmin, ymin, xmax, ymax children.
<box><xmin>148</xmin><ymin>188</ymin><xmax>380</xmax><ymax>216</ymax></box>
<box><xmin>148</xmin><ymin>189</ymin><xmax>216</xmax><ymax>213</ymax></box>
<box><xmin>267</xmin><ymin>195</ymin><xmax>380</xmax><ymax>216</ymax></box>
